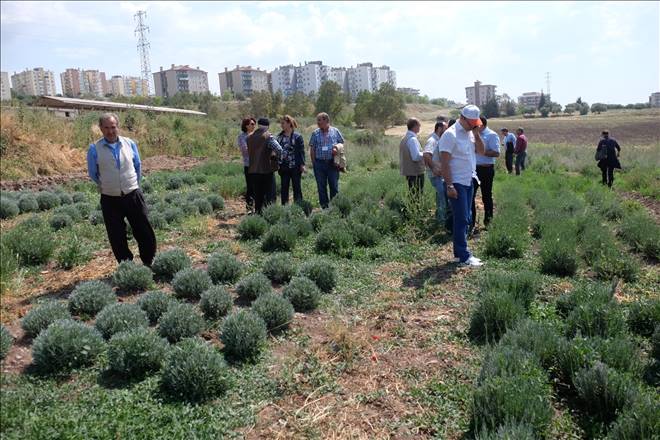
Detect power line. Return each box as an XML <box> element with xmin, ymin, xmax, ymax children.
<box><xmin>134</xmin><ymin>11</ymin><xmax>152</xmax><ymax>96</ymax></box>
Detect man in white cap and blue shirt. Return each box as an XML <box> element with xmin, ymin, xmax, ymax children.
<box><xmin>438</xmin><ymin>105</ymin><xmax>486</xmax><ymax>267</ymax></box>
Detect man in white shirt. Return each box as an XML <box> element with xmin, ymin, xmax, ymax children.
<box><xmin>438</xmin><ymin>105</ymin><xmax>486</xmax><ymax>267</ymax></box>
<box><xmin>423</xmin><ymin>120</ymin><xmax>452</xmax><ymax>230</ymax></box>
<box><xmin>399</xmin><ymin>118</ymin><xmax>425</xmax><ymax>194</ymax></box>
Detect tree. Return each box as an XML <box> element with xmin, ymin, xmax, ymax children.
<box><xmin>504</xmin><ymin>100</ymin><xmax>517</xmax><ymax>116</ymax></box>
<box><xmin>590</xmin><ymin>103</ymin><xmax>607</xmax><ymax>114</ymax></box>
<box><xmin>283</xmin><ymin>92</ymin><xmax>314</xmax><ymax>117</ymax></box>
<box><xmin>249</xmin><ymin>90</ymin><xmax>273</xmax><ymax>118</ymax></box>
<box><xmin>221</xmin><ymin>90</ymin><xmax>234</xmax><ymax>102</ymax></box>
<box><xmin>538</xmin><ymin>92</ymin><xmax>546</xmax><ymax>110</ymax></box>
<box><xmin>315</xmin><ymin>81</ymin><xmax>344</xmax><ymax>119</ymax></box>
<box><xmin>564</xmin><ymin>103</ymin><xmax>577</xmax><ymax>114</ymax></box>
<box><xmin>353</xmin><ymin>90</ymin><xmax>373</xmax><ymax>127</ymax></box>
<box><xmin>483</xmin><ymin>97</ymin><xmax>500</xmax><ymax>118</ymax></box>
<box><xmin>370</xmin><ymin>83</ymin><xmax>406</xmax><ymax>128</ymax></box>
<box><xmin>271</xmin><ymin>91</ymin><xmax>283</xmax><ymax>116</ymax></box>
<box><xmin>579</xmin><ymin>101</ymin><xmax>589</xmax><ymax>115</ymax></box>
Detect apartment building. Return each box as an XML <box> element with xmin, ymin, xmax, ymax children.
<box><xmin>650</xmin><ymin>92</ymin><xmax>660</xmax><ymax>108</ymax></box>
<box><xmin>398</xmin><ymin>87</ymin><xmax>420</xmax><ymax>96</ymax></box>
<box><xmin>1</xmin><ymin>72</ymin><xmax>11</xmax><ymax>101</ymax></box>
<box><xmin>11</xmin><ymin>67</ymin><xmax>57</xmax><ymax>96</ymax></box>
<box><xmin>465</xmin><ymin>80</ymin><xmax>497</xmax><ymax>107</ymax></box>
<box><xmin>218</xmin><ymin>65</ymin><xmax>268</xmax><ymax>97</ymax></box>
<box><xmin>153</xmin><ymin>64</ymin><xmax>209</xmax><ymax>98</ymax></box>
<box><xmin>518</xmin><ymin>92</ymin><xmax>543</xmax><ymax>109</ymax></box>
<box><xmin>60</xmin><ymin>69</ymin><xmax>82</xmax><ymax>97</ymax></box>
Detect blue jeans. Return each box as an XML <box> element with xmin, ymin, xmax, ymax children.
<box><xmin>430</xmin><ymin>175</ymin><xmax>452</xmax><ymax>231</ymax></box>
<box><xmin>313</xmin><ymin>159</ymin><xmax>339</xmax><ymax>208</ymax></box>
<box><xmin>446</xmin><ymin>181</ymin><xmax>473</xmax><ymax>262</ymax></box>
<box><xmin>515</xmin><ymin>152</ymin><xmax>526</xmax><ymax>175</ymax></box>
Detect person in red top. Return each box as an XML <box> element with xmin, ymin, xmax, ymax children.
<box><xmin>514</xmin><ymin>127</ymin><xmax>527</xmax><ymax>175</ymax></box>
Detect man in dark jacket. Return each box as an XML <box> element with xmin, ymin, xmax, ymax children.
<box><xmin>596</xmin><ymin>130</ymin><xmax>621</xmax><ymax>188</ymax></box>
<box><xmin>248</xmin><ymin>118</ymin><xmax>283</xmax><ymax>214</ymax></box>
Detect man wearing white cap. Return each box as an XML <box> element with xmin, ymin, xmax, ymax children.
<box><xmin>438</xmin><ymin>105</ymin><xmax>486</xmax><ymax>267</ymax></box>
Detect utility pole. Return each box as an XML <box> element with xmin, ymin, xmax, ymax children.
<box><xmin>134</xmin><ymin>11</ymin><xmax>152</xmax><ymax>96</ymax></box>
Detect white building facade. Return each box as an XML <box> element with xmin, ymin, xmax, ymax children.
<box><xmin>1</xmin><ymin>72</ymin><xmax>12</xmax><ymax>101</ymax></box>
<box><xmin>11</xmin><ymin>68</ymin><xmax>57</xmax><ymax>96</ymax></box>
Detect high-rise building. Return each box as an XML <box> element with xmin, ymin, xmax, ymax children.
<box><xmin>11</xmin><ymin>67</ymin><xmax>57</xmax><ymax>96</ymax></box>
<box><xmin>348</xmin><ymin>63</ymin><xmax>373</xmax><ymax>98</ymax></box>
<box><xmin>465</xmin><ymin>80</ymin><xmax>497</xmax><ymax>107</ymax></box>
<box><xmin>327</xmin><ymin>68</ymin><xmax>348</xmax><ymax>94</ymax></box>
<box><xmin>153</xmin><ymin>64</ymin><xmax>209</xmax><ymax>98</ymax></box>
<box><xmin>124</xmin><ymin>76</ymin><xmax>149</xmax><ymax>97</ymax></box>
<box><xmin>270</xmin><ymin>65</ymin><xmax>299</xmax><ymax>97</ymax></box>
<box><xmin>296</xmin><ymin>61</ymin><xmax>324</xmax><ymax>96</ymax></box>
<box><xmin>218</xmin><ymin>65</ymin><xmax>268</xmax><ymax>97</ymax></box>
<box><xmin>518</xmin><ymin>92</ymin><xmax>543</xmax><ymax>109</ymax></box>
<box><xmin>650</xmin><ymin>92</ymin><xmax>660</xmax><ymax>108</ymax></box>
<box><xmin>109</xmin><ymin>75</ymin><xmax>125</xmax><ymax>96</ymax></box>
<box><xmin>398</xmin><ymin>87</ymin><xmax>420</xmax><ymax>97</ymax></box>
<box><xmin>1</xmin><ymin>72</ymin><xmax>11</xmax><ymax>101</ymax></box>
<box><xmin>371</xmin><ymin>65</ymin><xmax>396</xmax><ymax>91</ymax></box>
<box><xmin>60</xmin><ymin>68</ymin><xmax>82</xmax><ymax>97</ymax></box>
<box><xmin>81</xmin><ymin>70</ymin><xmax>109</xmax><ymax>97</ymax></box>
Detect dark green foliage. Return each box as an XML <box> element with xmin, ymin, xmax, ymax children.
<box><xmin>652</xmin><ymin>326</ymin><xmax>660</xmax><ymax>360</ymax></box>
<box><xmin>618</xmin><ymin>211</ymin><xmax>660</xmax><ymax>260</ymax></box>
<box><xmin>94</xmin><ymin>303</ymin><xmax>149</xmax><ymax>339</ymax></box>
<box><xmin>181</xmin><ymin>173</ymin><xmax>196</xmax><ymax>185</ymax></box>
<box><xmin>160</xmin><ymin>338</ymin><xmax>229</xmax><ymax>402</ymax></box>
<box><xmin>4</xmin><ymin>222</ymin><xmax>55</xmax><ymax>266</ymax></box>
<box><xmin>0</xmin><ymin>198</ymin><xmax>19</xmax><ymax>219</ymax></box>
<box><xmin>351</xmin><ymin>223</ymin><xmax>380</xmax><ymax>247</ymax></box>
<box><xmin>262</xmin><ymin>253</ymin><xmax>296</xmax><ymax>284</ymax></box>
<box><xmin>181</xmin><ymin>201</ymin><xmax>199</xmax><ymax>216</ymax></box>
<box><xmin>21</xmin><ymin>301</ymin><xmax>71</xmax><ymax>338</ymax></box>
<box><xmin>310</xmin><ymin>210</ymin><xmax>340</xmax><ymax>232</ymax></box>
<box><xmin>261</xmin><ymin>224</ymin><xmax>296</xmax><ymax>252</ymax></box>
<box><xmin>468</xmin><ymin>290</ymin><xmax>526</xmax><ymax>344</ymax></box>
<box><xmin>565</xmin><ymin>301</ymin><xmax>627</xmax><ymax>338</ymax></box>
<box><xmin>315</xmin><ymin>222</ymin><xmax>354</xmax><ymax>256</ymax></box>
<box><xmin>37</xmin><ymin>192</ymin><xmax>60</xmax><ymax>210</ymax></box>
<box><xmin>282</xmin><ymin>276</ymin><xmax>321</xmax><ymax>312</ymax></box>
<box><xmin>480</xmin><ymin>271</ymin><xmax>541</xmax><ymax>310</ymax></box>
<box><xmin>626</xmin><ymin>298</ymin><xmax>660</xmax><ymax>337</ymax></box>
<box><xmin>112</xmin><ymin>261</ymin><xmax>153</xmax><ymax>292</ymax></box>
<box><xmin>330</xmin><ymin>193</ymin><xmax>353</xmax><ymax>217</ymax></box>
<box><xmin>284</xmin><ymin>216</ymin><xmax>313</xmax><ymax>238</ymax></box>
<box><xmin>163</xmin><ymin>207</ymin><xmax>184</xmax><ymax>224</ymax></box>
<box><xmin>108</xmin><ymin>328</ymin><xmax>169</xmax><ymax>378</ymax></box>
<box><xmin>235</xmin><ymin>272</ymin><xmax>272</xmax><ymax>302</ymax></box>
<box><xmin>72</xmin><ymin>192</ymin><xmax>87</xmax><ymax>203</ymax></box>
<box><xmin>0</xmin><ymin>325</ymin><xmax>14</xmax><ymax>360</ymax></box>
<box><xmin>194</xmin><ymin>174</ymin><xmax>207</xmax><ymax>183</ymax></box>
<box><xmin>199</xmin><ymin>286</ymin><xmax>233</xmax><ymax>320</ymax></box>
<box><xmin>207</xmin><ymin>251</ymin><xmax>243</xmax><ymax>284</ymax></box>
<box><xmin>483</xmin><ymin>210</ymin><xmax>528</xmax><ymax>258</ymax></box>
<box><xmin>298</xmin><ymin>259</ymin><xmax>337</xmax><ymax>293</ymax></box>
<box><xmin>591</xmin><ymin>336</ymin><xmax>644</xmax><ymax>376</ymax></box>
<box><xmin>219</xmin><ymin>310</ymin><xmax>267</xmax><ymax>362</ymax></box>
<box><xmin>478</xmin><ymin>345</ymin><xmax>541</xmax><ymax>383</ymax></box>
<box><xmin>539</xmin><ymin>234</ymin><xmax>578</xmax><ymax>276</ymax></box>
<box><xmin>18</xmin><ymin>194</ymin><xmax>39</xmax><ymax>213</ymax></box>
<box><xmin>474</xmin><ymin>423</ymin><xmax>536</xmax><ymax>440</ymax></box>
<box><xmin>74</xmin><ymin>202</ymin><xmax>92</xmax><ymax>218</ymax></box>
<box><xmin>195</xmin><ymin>198</ymin><xmax>213</xmax><ymax>215</ymax></box>
<box><xmin>555</xmin><ymin>283</ymin><xmax>613</xmax><ymax>318</ymax></box>
<box><xmin>573</xmin><ymin>362</ymin><xmax>636</xmax><ymax>425</ymax></box>
<box><xmin>166</xmin><ymin>175</ymin><xmax>183</xmax><ymax>190</ymax></box>
<box><xmin>58</xmin><ymin>192</ymin><xmax>73</xmax><ymax>205</ymax></box>
<box><xmin>68</xmin><ymin>280</ymin><xmax>116</xmax><ymax>317</ymax></box>
<box><xmin>206</xmin><ymin>194</ymin><xmax>224</xmax><ymax>211</ymax></box>
<box><xmin>158</xmin><ymin>303</ymin><xmax>205</xmax><ymax>343</ymax></box>
<box><xmin>172</xmin><ymin>268</ymin><xmax>212</xmax><ymax>300</ymax></box>
<box><xmin>53</xmin><ymin>205</ymin><xmax>82</xmax><ymax>222</ymax></box>
<box><xmin>49</xmin><ymin>213</ymin><xmax>73</xmax><ymax>230</ymax></box>
<box><xmin>499</xmin><ymin>319</ymin><xmax>561</xmax><ymax>369</ymax></box>
<box><xmin>56</xmin><ymin>235</ymin><xmax>92</xmax><ymax>269</ymax></box>
<box><xmin>151</xmin><ymin>248</ymin><xmax>192</xmax><ymax>281</ymax></box>
<box><xmin>137</xmin><ymin>290</ymin><xmax>175</xmax><ymax>324</ymax></box>
<box><xmin>261</xmin><ymin>204</ymin><xmax>286</xmax><ymax>224</ymax></box>
<box><xmin>607</xmin><ymin>394</ymin><xmax>660</xmax><ymax>440</ymax></box>
<box><xmin>237</xmin><ymin>215</ymin><xmax>268</xmax><ymax>240</ymax></box>
<box><xmin>148</xmin><ymin>211</ymin><xmax>167</xmax><ymax>230</ymax></box>
<box><xmin>556</xmin><ymin>336</ymin><xmax>599</xmax><ymax>383</ymax></box>
<box><xmin>32</xmin><ymin>319</ymin><xmax>105</xmax><ymax>374</ymax></box>
<box><xmin>89</xmin><ymin>210</ymin><xmax>104</xmax><ymax>226</ymax></box>
<box><xmin>592</xmin><ymin>249</ymin><xmax>639</xmax><ymax>282</ymax></box>
<box><xmin>251</xmin><ymin>293</ymin><xmax>294</xmax><ymax>334</ymax></box>
<box><xmin>295</xmin><ymin>199</ymin><xmax>313</xmax><ymax>216</ymax></box>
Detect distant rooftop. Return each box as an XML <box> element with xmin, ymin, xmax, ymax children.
<box><xmin>159</xmin><ymin>64</ymin><xmax>206</xmax><ymax>73</ymax></box>
<box><xmin>35</xmin><ymin>96</ymin><xmax>207</xmax><ymax>116</ymax></box>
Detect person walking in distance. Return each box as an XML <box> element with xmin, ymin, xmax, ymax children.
<box><xmin>471</xmin><ymin>116</ymin><xmax>500</xmax><ymax>230</ymax></box>
<box><xmin>400</xmin><ymin>118</ymin><xmax>425</xmax><ymax>195</ymax></box>
<box><xmin>87</xmin><ymin>113</ymin><xmax>157</xmax><ymax>266</ymax></box>
<box><xmin>423</xmin><ymin>120</ymin><xmax>452</xmax><ymax>230</ymax></box>
<box><xmin>277</xmin><ymin>115</ymin><xmax>306</xmax><ymax>205</ymax></box>
<box><xmin>501</xmin><ymin>127</ymin><xmax>516</xmax><ymax>174</ymax></box>
<box><xmin>309</xmin><ymin>112</ymin><xmax>345</xmax><ymax>209</ymax></box>
<box><xmin>238</xmin><ymin>117</ymin><xmax>256</xmax><ymax>211</ymax></box>
<box><xmin>514</xmin><ymin>127</ymin><xmax>527</xmax><ymax>175</ymax></box>
<box><xmin>439</xmin><ymin>105</ymin><xmax>485</xmax><ymax>267</ymax></box>
<box><xmin>247</xmin><ymin>118</ymin><xmax>283</xmax><ymax>214</ymax></box>
<box><xmin>596</xmin><ymin>130</ymin><xmax>621</xmax><ymax>188</ymax></box>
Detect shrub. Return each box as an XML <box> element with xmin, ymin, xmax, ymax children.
<box><xmin>137</xmin><ymin>290</ymin><xmax>175</xmax><ymax>324</ymax></box>
<box><xmin>94</xmin><ymin>303</ymin><xmax>149</xmax><ymax>339</ymax></box>
<box><xmin>591</xmin><ymin>336</ymin><xmax>644</xmax><ymax>377</ymax></box>
<box><xmin>0</xmin><ymin>325</ymin><xmax>14</xmax><ymax>360</ymax></box>
<box><xmin>499</xmin><ymin>319</ymin><xmax>561</xmax><ymax>369</ymax></box>
<box><xmin>235</xmin><ymin>272</ymin><xmax>272</xmax><ymax>302</ymax></box>
<box><xmin>172</xmin><ymin>268</ymin><xmax>212</xmax><ymax>300</ymax></box>
<box><xmin>89</xmin><ymin>210</ymin><xmax>104</xmax><ymax>226</ymax></box>
<box><xmin>108</xmin><ymin>328</ymin><xmax>169</xmax><ymax>378</ymax></box>
<box><xmin>53</xmin><ymin>205</ymin><xmax>82</xmax><ymax>222</ymax></box>
<box><xmin>261</xmin><ymin>224</ymin><xmax>296</xmax><ymax>252</ymax></box>
<box><xmin>164</xmin><ymin>207</ymin><xmax>184</xmax><ymax>224</ymax></box>
<box><xmin>480</xmin><ymin>270</ymin><xmax>541</xmax><ymax>310</ymax></box>
<box><xmin>618</xmin><ymin>212</ymin><xmax>660</xmax><ymax>260</ymax></box>
<box><xmin>351</xmin><ymin>223</ymin><xmax>380</xmax><ymax>247</ymax></box>
<box><xmin>207</xmin><ymin>251</ymin><xmax>243</xmax><ymax>284</ymax></box>
<box><xmin>49</xmin><ymin>213</ymin><xmax>73</xmax><ymax>230</ymax></box>
<box><xmin>483</xmin><ymin>221</ymin><xmax>527</xmax><ymax>258</ymax></box>
<box><xmin>284</xmin><ymin>216</ymin><xmax>313</xmax><ymax>238</ymax></box>
<box><xmin>652</xmin><ymin>326</ymin><xmax>660</xmax><ymax>361</ymax></box>
<box><xmin>32</xmin><ymin>319</ymin><xmax>105</xmax><ymax>374</ymax></box>
<box><xmin>627</xmin><ymin>298</ymin><xmax>660</xmax><ymax>338</ymax></box>
<box><xmin>160</xmin><ymin>338</ymin><xmax>229</xmax><ymax>402</ymax></box>
<box><xmin>200</xmin><ymin>286</ymin><xmax>233</xmax><ymax>320</ymax></box>
<box><xmin>539</xmin><ymin>235</ymin><xmax>578</xmax><ymax>276</ymax></box>
<box><xmin>57</xmin><ymin>192</ymin><xmax>73</xmax><ymax>205</ymax></box>
<box><xmin>310</xmin><ymin>210</ymin><xmax>338</xmax><ymax>232</ymax></box>
<box><xmin>555</xmin><ymin>283</ymin><xmax>613</xmax><ymax>318</ymax></box>
<box><xmin>158</xmin><ymin>303</ymin><xmax>205</xmax><ymax>343</ymax></box>
<box><xmin>219</xmin><ymin>310</ymin><xmax>267</xmax><ymax>362</ymax></box>
<box><xmin>18</xmin><ymin>194</ymin><xmax>39</xmax><ymax>213</ymax></box>
<box><xmin>151</xmin><ymin>248</ymin><xmax>192</xmax><ymax>281</ymax></box>
<box><xmin>37</xmin><ymin>192</ymin><xmax>60</xmax><ymax>211</ymax></box>
<box><xmin>468</xmin><ymin>290</ymin><xmax>526</xmax><ymax>344</ymax></box>
<box><xmin>283</xmin><ymin>276</ymin><xmax>322</xmax><ymax>312</ymax></box>
<box><xmin>21</xmin><ymin>301</ymin><xmax>71</xmax><ymax>338</ymax></box>
<box><xmin>112</xmin><ymin>261</ymin><xmax>153</xmax><ymax>292</ymax></box>
<box><xmin>295</xmin><ymin>199</ymin><xmax>313</xmax><ymax>217</ymax></box>
<box><xmin>474</xmin><ymin>423</ymin><xmax>536</xmax><ymax>440</ymax></box>
<box><xmin>330</xmin><ymin>193</ymin><xmax>353</xmax><ymax>217</ymax></box>
<box><xmin>478</xmin><ymin>345</ymin><xmax>541</xmax><ymax>383</ymax></box>
<box><xmin>72</xmin><ymin>192</ymin><xmax>87</xmax><ymax>203</ymax></box>
<box><xmin>207</xmin><ymin>194</ymin><xmax>225</xmax><ymax>211</ymax></box>
<box><xmin>0</xmin><ymin>198</ymin><xmax>19</xmax><ymax>219</ymax></box>
<box><xmin>565</xmin><ymin>301</ymin><xmax>627</xmax><ymax>338</ymax></box>
<box><xmin>315</xmin><ymin>223</ymin><xmax>354</xmax><ymax>257</ymax></box>
<box><xmin>592</xmin><ymin>249</ymin><xmax>640</xmax><ymax>282</ymax></box>
<box><xmin>298</xmin><ymin>259</ymin><xmax>337</xmax><ymax>293</ymax></box>
<box><xmin>56</xmin><ymin>235</ymin><xmax>92</xmax><ymax>269</ymax></box>
<box><xmin>573</xmin><ymin>362</ymin><xmax>636</xmax><ymax>425</ymax></box>
<box><xmin>607</xmin><ymin>394</ymin><xmax>660</xmax><ymax>440</ymax></box>
<box><xmin>74</xmin><ymin>202</ymin><xmax>92</xmax><ymax>218</ymax></box>
<box><xmin>556</xmin><ymin>336</ymin><xmax>599</xmax><ymax>383</ymax></box>
<box><xmin>369</xmin><ymin>208</ymin><xmax>400</xmax><ymax>235</ymax></box>
<box><xmin>68</xmin><ymin>280</ymin><xmax>116</xmax><ymax>317</ymax></box>
<box><xmin>195</xmin><ymin>198</ymin><xmax>213</xmax><ymax>215</ymax></box>
<box><xmin>262</xmin><ymin>253</ymin><xmax>296</xmax><ymax>284</ymax></box>
<box><xmin>237</xmin><ymin>215</ymin><xmax>268</xmax><ymax>240</ymax></box>
<box><xmin>252</xmin><ymin>293</ymin><xmax>294</xmax><ymax>334</ymax></box>
<box><xmin>261</xmin><ymin>204</ymin><xmax>286</xmax><ymax>224</ymax></box>
<box><xmin>166</xmin><ymin>175</ymin><xmax>183</xmax><ymax>190</ymax></box>
<box><xmin>4</xmin><ymin>224</ymin><xmax>55</xmax><ymax>266</ymax></box>
<box><xmin>148</xmin><ymin>211</ymin><xmax>167</xmax><ymax>230</ymax></box>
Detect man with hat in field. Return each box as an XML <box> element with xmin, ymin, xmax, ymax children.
<box><xmin>438</xmin><ymin>105</ymin><xmax>486</xmax><ymax>267</ymax></box>
<box><xmin>247</xmin><ymin>117</ymin><xmax>283</xmax><ymax>214</ymax></box>
<box><xmin>596</xmin><ymin>129</ymin><xmax>621</xmax><ymax>188</ymax></box>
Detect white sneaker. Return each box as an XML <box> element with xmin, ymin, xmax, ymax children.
<box><xmin>459</xmin><ymin>256</ymin><xmax>484</xmax><ymax>267</ymax></box>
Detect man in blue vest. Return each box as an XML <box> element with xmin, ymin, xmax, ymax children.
<box><xmin>87</xmin><ymin>113</ymin><xmax>157</xmax><ymax>266</ymax></box>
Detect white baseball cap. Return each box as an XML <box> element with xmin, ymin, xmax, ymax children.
<box><xmin>460</xmin><ymin>105</ymin><xmax>482</xmax><ymax>127</ymax></box>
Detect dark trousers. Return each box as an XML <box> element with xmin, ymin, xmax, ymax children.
<box><xmin>100</xmin><ymin>189</ymin><xmax>157</xmax><ymax>266</ymax></box>
<box><xmin>601</xmin><ymin>166</ymin><xmax>615</xmax><ymax>187</ymax></box>
<box><xmin>243</xmin><ymin>166</ymin><xmax>255</xmax><ymax>208</ymax></box>
<box><xmin>313</xmin><ymin>159</ymin><xmax>339</xmax><ymax>209</ymax></box>
<box><xmin>472</xmin><ymin>165</ymin><xmax>495</xmax><ymax>230</ymax></box>
<box><xmin>515</xmin><ymin>152</ymin><xmax>526</xmax><ymax>175</ymax></box>
<box><xmin>279</xmin><ymin>168</ymin><xmax>303</xmax><ymax>205</ymax></box>
<box><xmin>251</xmin><ymin>173</ymin><xmax>276</xmax><ymax>214</ymax></box>
<box><xmin>406</xmin><ymin>175</ymin><xmax>425</xmax><ymax>195</ymax></box>
<box><xmin>505</xmin><ymin>146</ymin><xmax>514</xmax><ymax>173</ymax></box>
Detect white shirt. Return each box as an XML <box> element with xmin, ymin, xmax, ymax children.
<box><xmin>437</xmin><ymin>122</ymin><xmax>476</xmax><ymax>186</ymax></box>
<box><xmin>424</xmin><ymin>132</ymin><xmax>442</xmax><ymax>178</ymax></box>
<box><xmin>405</xmin><ymin>130</ymin><xmax>423</xmax><ymax>162</ymax></box>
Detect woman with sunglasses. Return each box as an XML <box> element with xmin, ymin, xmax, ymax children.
<box><xmin>238</xmin><ymin>117</ymin><xmax>256</xmax><ymax>211</ymax></box>
<box><xmin>276</xmin><ymin>115</ymin><xmax>306</xmax><ymax>205</ymax></box>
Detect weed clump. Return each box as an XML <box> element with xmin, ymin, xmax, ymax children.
<box><xmin>68</xmin><ymin>280</ymin><xmax>116</xmax><ymax>317</ymax></box>
<box><xmin>94</xmin><ymin>303</ymin><xmax>149</xmax><ymax>339</ymax></box>
<box><xmin>21</xmin><ymin>301</ymin><xmax>71</xmax><ymax>338</ymax></box>
<box><xmin>219</xmin><ymin>310</ymin><xmax>267</xmax><ymax>362</ymax></box>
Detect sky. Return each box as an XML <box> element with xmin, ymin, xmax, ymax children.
<box><xmin>1</xmin><ymin>1</ymin><xmax>659</xmax><ymax>105</ymax></box>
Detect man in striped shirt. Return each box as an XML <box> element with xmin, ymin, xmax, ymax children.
<box><xmin>309</xmin><ymin>112</ymin><xmax>345</xmax><ymax>209</ymax></box>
